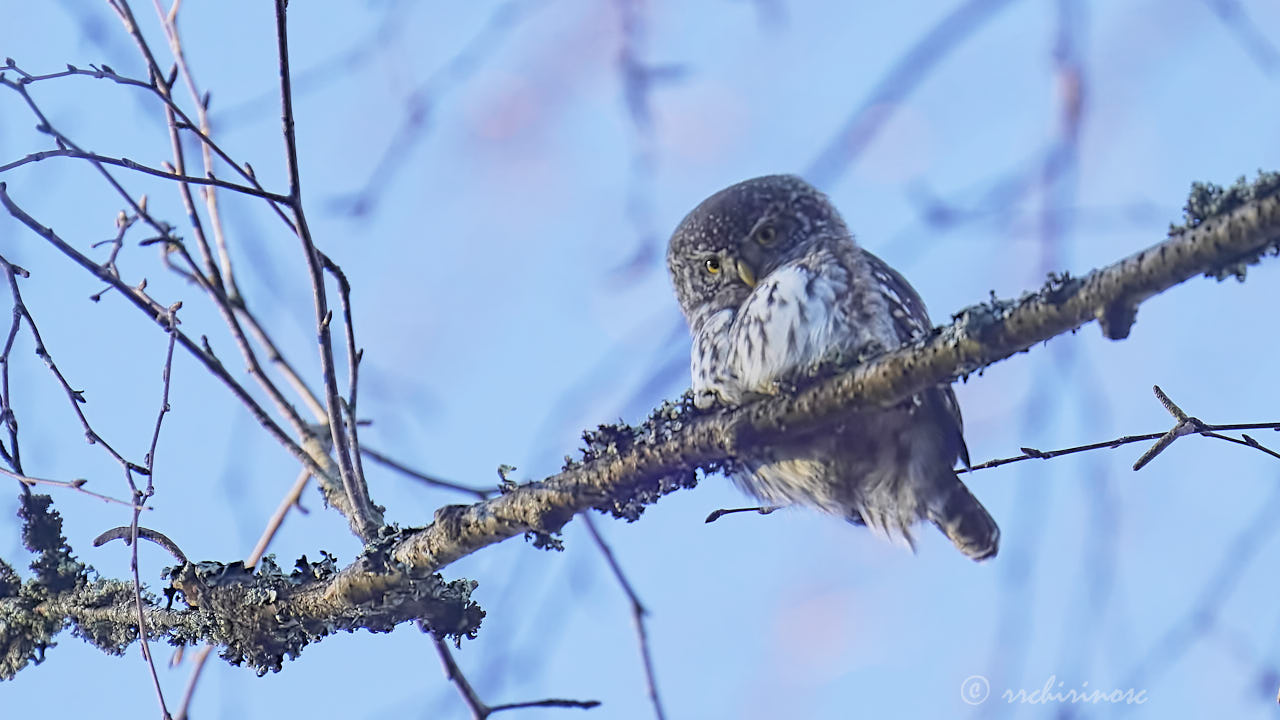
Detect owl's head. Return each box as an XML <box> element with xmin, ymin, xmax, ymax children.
<box><xmin>666</xmin><ymin>174</ymin><xmax>849</xmax><ymax>329</ymax></box>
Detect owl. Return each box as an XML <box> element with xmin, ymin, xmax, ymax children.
<box><xmin>666</xmin><ymin>175</ymin><xmax>999</xmax><ymax>561</ymax></box>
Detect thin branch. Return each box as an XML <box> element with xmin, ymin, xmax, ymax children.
<box><xmin>173</xmin><ymin>648</ymin><xmax>211</xmax><ymax>720</ymax></box>
<box><xmin>273</xmin><ymin>0</ymin><xmax>379</xmax><ymax>541</ymax></box>
<box><xmin>0</xmin><ymin>258</ymin><xmax>24</xmax><ymax>478</ymax></box>
<box><xmin>0</xmin><ymin>183</ymin><xmax>361</xmax><ymax>527</ymax></box>
<box><xmin>362</xmin><ymin>445</ymin><xmax>493</xmax><ymax>499</ymax></box>
<box><xmin>109</xmin><ymin>0</ymin><xmax>227</xmax><ymax>313</ymax></box>
<box><xmin>118</xmin><ymin>286</ymin><xmax>180</xmax><ymax>720</ymax></box>
<box><xmin>1132</xmin><ymin>384</ymin><xmax>1203</xmax><ymax>470</ymax></box>
<box><xmin>962</xmin><ymin>386</ymin><xmax>1280</xmax><ymax>473</ymax></box>
<box><xmin>93</xmin><ymin>525</ymin><xmax>189</xmax><ymax>564</ymax></box>
<box><xmin>149</xmin><ymin>0</ymin><xmax>244</xmax><ymax>298</ymax></box>
<box><xmin>2</xmin><ymin>68</ymin><xmax>195</xmax><ymax>251</ymax></box>
<box><xmin>0</xmin><ymin>465</ymin><xmax>142</xmax><ymax>507</ymax></box>
<box><xmin>487</xmin><ymin>698</ymin><xmax>602</xmax><ymax>714</ymax></box>
<box><xmin>318</xmin><ymin>254</ymin><xmax>370</xmax><ymax>500</ymax></box>
<box><xmin>0</xmin><ymin>253</ymin><xmax>139</xmax><ymax>475</ymax></box>
<box><xmin>0</xmin><ymin>148</ymin><xmax>290</xmax><ymax>203</ymax></box>
<box><xmin>6</xmin><ymin>22</ymin><xmax>348</xmax><ymax>552</ymax></box>
<box><xmin>703</xmin><ymin>505</ymin><xmax>779</xmax><ymax>523</ymax></box>
<box><xmin>434</xmin><ymin>636</ymin><xmax>600</xmax><ymax>719</ymax></box>
<box><xmin>434</xmin><ymin>637</ymin><xmax>489</xmax><ymax>718</ymax></box>
<box><xmin>1</xmin><ymin>57</ymin><xmax>296</xmax><ymax>232</ymax></box>
<box><xmin>106</xmin><ymin>0</ymin><xmax>318</xmax><ymax>453</ymax></box>
<box><xmin>582</xmin><ymin>515</ymin><xmax>665</xmax><ymax>720</ymax></box>
<box><xmin>1202</xmin><ymin>431</ymin><xmax>1280</xmax><ymax>461</ymax></box>
<box><xmin>4</xmin><ymin>11</ymin><xmax>368</xmax><ymax>536</ymax></box>
<box><xmin>232</xmin><ymin>303</ymin><xmax>328</xmax><ymax>420</ymax></box>
<box><xmin>246</xmin><ymin>467</ymin><xmax>313</xmax><ymax>566</ymax></box>
<box><xmin>144</xmin><ymin>303</ymin><xmax>180</xmax><ymax>476</ymax></box>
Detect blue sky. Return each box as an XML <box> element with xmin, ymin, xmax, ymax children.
<box><xmin>3</xmin><ymin>1</ymin><xmax>1280</xmax><ymax>718</ymax></box>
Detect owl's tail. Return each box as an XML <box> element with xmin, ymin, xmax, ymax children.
<box><xmin>928</xmin><ymin>477</ymin><xmax>999</xmax><ymax>561</ymax></box>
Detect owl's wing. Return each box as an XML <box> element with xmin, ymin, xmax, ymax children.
<box><xmin>863</xmin><ymin>249</ymin><xmax>971</xmax><ymax>468</ymax></box>
<box><xmin>862</xmin><ymin>249</ymin><xmax>931</xmax><ymax>344</ymax></box>
<box><xmin>692</xmin><ymin>261</ymin><xmax>843</xmax><ymax>407</ymax></box>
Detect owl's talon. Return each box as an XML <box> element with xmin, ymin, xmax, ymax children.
<box><xmin>692</xmin><ymin>390</ymin><xmax>719</xmax><ymax>410</ymax></box>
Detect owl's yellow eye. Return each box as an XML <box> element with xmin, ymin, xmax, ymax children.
<box><xmin>754</xmin><ymin>224</ymin><xmax>778</xmax><ymax>246</ymax></box>
<box><xmin>704</xmin><ymin>257</ymin><xmax>721</xmax><ymax>274</ymax></box>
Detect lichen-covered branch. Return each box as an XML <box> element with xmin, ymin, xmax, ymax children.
<box><xmin>2</xmin><ymin>174</ymin><xmax>1277</xmax><ymax>679</ymax></box>
<box><xmin>385</xmin><ymin>172</ymin><xmax>1280</xmax><ymax>574</ymax></box>
<box><xmin>0</xmin><ymin>495</ymin><xmax>482</xmax><ymax>679</ymax></box>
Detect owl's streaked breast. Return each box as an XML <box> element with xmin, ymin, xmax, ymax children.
<box><xmin>691</xmin><ymin>257</ymin><xmax>851</xmax><ymax>408</ymax></box>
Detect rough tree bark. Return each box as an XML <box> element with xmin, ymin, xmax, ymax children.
<box><xmin>2</xmin><ymin>173</ymin><xmax>1277</xmax><ymax>679</ymax></box>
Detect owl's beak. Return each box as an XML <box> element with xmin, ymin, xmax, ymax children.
<box><xmin>735</xmin><ymin>259</ymin><xmax>757</xmax><ymax>288</ymax></box>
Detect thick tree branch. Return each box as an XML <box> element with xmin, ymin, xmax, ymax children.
<box><xmin>0</xmin><ymin>496</ymin><xmax>483</xmax><ymax>680</ymax></box>
<box><xmin>385</xmin><ymin>173</ymin><xmax>1280</xmax><ymax>575</ymax></box>
<box><xmin>3</xmin><ymin>174</ymin><xmax>1278</xmax><ymax>678</ymax></box>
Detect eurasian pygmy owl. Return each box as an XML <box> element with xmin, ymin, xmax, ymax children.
<box><xmin>666</xmin><ymin>175</ymin><xmax>999</xmax><ymax>561</ymax></box>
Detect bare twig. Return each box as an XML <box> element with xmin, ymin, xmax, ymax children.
<box><xmin>273</xmin><ymin>0</ymin><xmax>379</xmax><ymax>541</ymax></box>
<box><xmin>582</xmin><ymin>515</ymin><xmax>665</xmax><ymax>720</ymax></box>
<box><xmin>362</xmin><ymin>446</ymin><xmax>492</xmax><ymax>499</ymax></box>
<box><xmin>107</xmin><ymin>0</ymin><xmax>321</xmax><ymax>451</ymax></box>
<box><xmin>3</xmin><ymin>56</ymin><xmax>314</xmax><ymax>451</ymax></box>
<box><xmin>2</xmin><ymin>267</ymin><xmax>136</xmax><ymax>474</ymax></box>
<box><xmin>173</xmin><ymin>647</ymin><xmax>212</xmax><ymax>720</ymax></box>
<box><xmin>1131</xmin><ymin>385</ymin><xmax>1204</xmax><ymax>470</ymax></box>
<box><xmin>962</xmin><ymin>386</ymin><xmax>1280</xmax><ymax>474</ymax></box>
<box><xmin>0</xmin><ymin>259</ymin><xmax>25</xmax><ymax>479</ymax></box>
<box><xmin>0</xmin><ymin>148</ymin><xmax>290</xmax><ymax>203</ymax></box>
<box><xmin>149</xmin><ymin>0</ymin><xmax>243</xmax><ymax>298</ymax></box>
<box><xmin>318</xmin><ymin>254</ymin><xmax>370</xmax><ymax>497</ymax></box>
<box><xmin>232</xmin><ymin>303</ymin><xmax>328</xmax><ymax>421</ymax></box>
<box><xmin>246</xmin><ymin>467</ymin><xmax>314</xmax><ymax>566</ymax></box>
<box><xmin>0</xmin><ymin>466</ymin><xmax>141</xmax><ymax>507</ymax></box>
<box><xmin>434</xmin><ymin>636</ymin><xmax>600</xmax><ymax>719</ymax></box>
<box><xmin>703</xmin><ymin>505</ymin><xmax>780</xmax><ymax>523</ymax></box>
<box><xmin>0</xmin><ymin>184</ymin><xmax>361</xmax><ymax>524</ymax></box>
<box><xmin>1</xmin><ymin>58</ymin><xmax>297</xmax><ymax>232</ymax></box>
<box><xmin>117</xmin><ymin>291</ymin><xmax>181</xmax><ymax>720</ymax></box>
<box><xmin>93</xmin><ymin>525</ymin><xmax>189</xmax><ymax>564</ymax></box>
